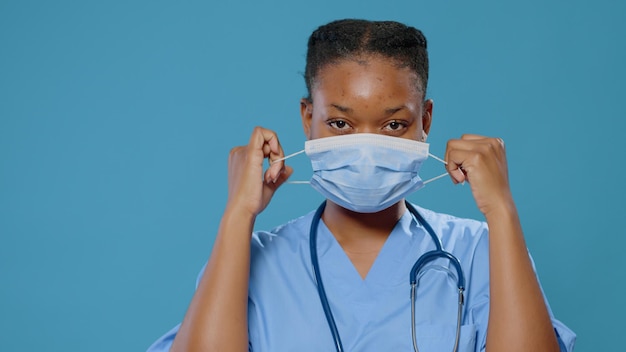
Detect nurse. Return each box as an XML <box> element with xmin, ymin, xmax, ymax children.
<box><xmin>148</xmin><ymin>19</ymin><xmax>575</xmax><ymax>351</ymax></box>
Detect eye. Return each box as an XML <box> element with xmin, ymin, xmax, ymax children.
<box><xmin>327</xmin><ymin>119</ymin><xmax>352</xmax><ymax>132</ymax></box>
<box><xmin>383</xmin><ymin>120</ymin><xmax>408</xmax><ymax>132</ymax></box>
<box><xmin>332</xmin><ymin>120</ymin><xmax>347</xmax><ymax>129</ymax></box>
<box><xmin>387</xmin><ymin>121</ymin><xmax>402</xmax><ymax>130</ymax></box>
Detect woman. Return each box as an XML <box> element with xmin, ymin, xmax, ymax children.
<box><xmin>148</xmin><ymin>19</ymin><xmax>575</xmax><ymax>351</ymax></box>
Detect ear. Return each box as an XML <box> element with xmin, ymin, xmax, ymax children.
<box><xmin>421</xmin><ymin>99</ymin><xmax>433</xmax><ymax>141</ymax></box>
<box><xmin>300</xmin><ymin>98</ymin><xmax>313</xmax><ymax>140</ymax></box>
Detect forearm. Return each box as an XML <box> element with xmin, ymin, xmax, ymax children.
<box><xmin>171</xmin><ymin>206</ymin><xmax>254</xmax><ymax>352</ymax></box>
<box><xmin>485</xmin><ymin>202</ymin><xmax>559</xmax><ymax>352</ymax></box>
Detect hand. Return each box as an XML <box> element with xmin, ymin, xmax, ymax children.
<box><xmin>227</xmin><ymin>127</ymin><xmax>293</xmax><ymax>217</ymax></box>
<box><xmin>445</xmin><ymin>134</ymin><xmax>513</xmax><ymax>217</ymax></box>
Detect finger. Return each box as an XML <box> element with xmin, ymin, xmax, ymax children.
<box><xmin>265</xmin><ymin>161</ymin><xmax>286</xmax><ymax>184</ymax></box>
<box><xmin>496</xmin><ymin>137</ymin><xmax>505</xmax><ymax>149</ymax></box>
<box><xmin>445</xmin><ymin>138</ymin><xmax>477</xmax><ymax>170</ymax></box>
<box><xmin>258</xmin><ymin>166</ymin><xmax>293</xmax><ymax>213</ymax></box>
<box><xmin>266</xmin><ymin>133</ymin><xmax>285</xmax><ymax>162</ymax></box>
<box><xmin>459</xmin><ymin>135</ymin><xmax>505</xmax><ymax>152</ymax></box>
<box><xmin>447</xmin><ymin>140</ymin><xmax>507</xmax><ymax>185</ymax></box>
<box><xmin>460</xmin><ymin>133</ymin><xmax>488</xmax><ymax>141</ymax></box>
<box><xmin>446</xmin><ymin>159</ymin><xmax>468</xmax><ymax>184</ymax></box>
<box><xmin>249</xmin><ymin>127</ymin><xmax>278</xmax><ymax>177</ymax></box>
<box><xmin>446</xmin><ymin>148</ymin><xmax>476</xmax><ymax>176</ymax></box>
<box><xmin>445</xmin><ymin>139</ymin><xmax>486</xmax><ymax>184</ymax></box>
<box><xmin>255</xmin><ymin>130</ymin><xmax>285</xmax><ymax>184</ymax></box>
<box><xmin>246</xmin><ymin>127</ymin><xmax>285</xmax><ymax>182</ymax></box>
<box><xmin>266</xmin><ymin>165</ymin><xmax>293</xmax><ymax>190</ymax></box>
<box><xmin>447</xmin><ymin>167</ymin><xmax>466</xmax><ymax>184</ymax></box>
<box><xmin>447</xmin><ymin>138</ymin><xmax>503</xmax><ymax>157</ymax></box>
<box><xmin>264</xmin><ymin>163</ymin><xmax>283</xmax><ymax>184</ymax></box>
<box><xmin>253</xmin><ymin>127</ymin><xmax>282</xmax><ymax>159</ymax></box>
<box><xmin>248</xmin><ymin>126</ymin><xmax>279</xmax><ymax>151</ymax></box>
<box><xmin>267</xmin><ymin>132</ymin><xmax>282</xmax><ymax>156</ymax></box>
<box><xmin>262</xmin><ymin>143</ymin><xmax>272</xmax><ymax>158</ymax></box>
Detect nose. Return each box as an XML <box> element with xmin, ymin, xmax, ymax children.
<box><xmin>358</xmin><ymin>125</ymin><xmax>379</xmax><ymax>134</ymax></box>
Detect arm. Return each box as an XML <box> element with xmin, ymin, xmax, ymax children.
<box><xmin>171</xmin><ymin>127</ymin><xmax>292</xmax><ymax>352</ymax></box>
<box><xmin>446</xmin><ymin>135</ymin><xmax>560</xmax><ymax>352</ymax></box>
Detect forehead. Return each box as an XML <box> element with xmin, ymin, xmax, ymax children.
<box><xmin>312</xmin><ymin>56</ymin><xmax>422</xmax><ymax>103</ymax></box>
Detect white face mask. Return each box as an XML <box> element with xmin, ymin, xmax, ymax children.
<box><xmin>274</xmin><ymin>133</ymin><xmax>448</xmax><ymax>213</ymax></box>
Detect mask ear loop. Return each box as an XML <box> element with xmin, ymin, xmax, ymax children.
<box><xmin>423</xmin><ymin>153</ymin><xmax>449</xmax><ymax>185</ymax></box>
<box><xmin>270</xmin><ymin>149</ymin><xmax>311</xmax><ymax>184</ymax></box>
<box><xmin>272</xmin><ymin>150</ymin><xmax>452</xmax><ymax>185</ymax></box>
<box><xmin>270</xmin><ymin>149</ymin><xmax>305</xmax><ymax>164</ymax></box>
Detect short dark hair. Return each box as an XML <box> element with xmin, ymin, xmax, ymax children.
<box><xmin>304</xmin><ymin>19</ymin><xmax>429</xmax><ymax>101</ymax></box>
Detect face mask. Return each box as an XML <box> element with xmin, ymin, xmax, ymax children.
<box><xmin>274</xmin><ymin>133</ymin><xmax>448</xmax><ymax>213</ymax></box>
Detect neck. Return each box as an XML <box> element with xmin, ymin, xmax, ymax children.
<box><xmin>321</xmin><ymin>200</ymin><xmax>407</xmax><ymax>279</ymax></box>
<box><xmin>322</xmin><ymin>200</ymin><xmax>406</xmax><ymax>245</ymax></box>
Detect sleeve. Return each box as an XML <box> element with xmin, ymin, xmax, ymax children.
<box><xmin>469</xmin><ymin>300</ymin><xmax>575</xmax><ymax>352</ymax></box>
<box><xmin>145</xmin><ymin>263</ymin><xmax>209</xmax><ymax>352</ymax></box>
<box><xmin>467</xmin><ymin>250</ymin><xmax>576</xmax><ymax>352</ymax></box>
<box><xmin>529</xmin><ymin>253</ymin><xmax>576</xmax><ymax>352</ymax></box>
<box><xmin>146</xmin><ymin>324</ymin><xmax>180</xmax><ymax>352</ymax></box>
<box><xmin>555</xmin><ymin>321</ymin><xmax>576</xmax><ymax>352</ymax></box>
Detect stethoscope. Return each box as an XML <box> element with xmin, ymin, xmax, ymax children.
<box><xmin>309</xmin><ymin>201</ymin><xmax>466</xmax><ymax>352</ymax></box>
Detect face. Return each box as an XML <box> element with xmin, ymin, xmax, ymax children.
<box><xmin>301</xmin><ymin>55</ymin><xmax>432</xmax><ymax>141</ymax></box>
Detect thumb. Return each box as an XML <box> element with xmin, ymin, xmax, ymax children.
<box><xmin>271</xmin><ymin>166</ymin><xmax>294</xmax><ymax>189</ymax></box>
<box><xmin>263</xmin><ymin>165</ymin><xmax>294</xmax><ymax>194</ymax></box>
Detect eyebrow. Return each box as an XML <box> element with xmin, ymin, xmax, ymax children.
<box><xmin>329</xmin><ymin>104</ymin><xmax>407</xmax><ymax>115</ymax></box>
<box><xmin>330</xmin><ymin>104</ymin><xmax>353</xmax><ymax>113</ymax></box>
<box><xmin>384</xmin><ymin>106</ymin><xmax>406</xmax><ymax>115</ymax></box>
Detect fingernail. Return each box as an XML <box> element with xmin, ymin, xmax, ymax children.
<box><xmin>273</xmin><ymin>169</ymin><xmax>284</xmax><ymax>184</ymax></box>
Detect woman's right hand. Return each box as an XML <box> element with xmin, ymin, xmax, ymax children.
<box><xmin>226</xmin><ymin>126</ymin><xmax>293</xmax><ymax>217</ymax></box>
<box><xmin>171</xmin><ymin>127</ymin><xmax>290</xmax><ymax>352</ymax></box>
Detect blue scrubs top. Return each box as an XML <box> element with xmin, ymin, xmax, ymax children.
<box><xmin>147</xmin><ymin>204</ymin><xmax>576</xmax><ymax>351</ymax></box>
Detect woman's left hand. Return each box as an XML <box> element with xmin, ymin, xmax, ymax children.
<box><xmin>445</xmin><ymin>134</ymin><xmax>514</xmax><ymax>217</ymax></box>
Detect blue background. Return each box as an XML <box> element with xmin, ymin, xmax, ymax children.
<box><xmin>1</xmin><ymin>0</ymin><xmax>624</xmax><ymax>351</ymax></box>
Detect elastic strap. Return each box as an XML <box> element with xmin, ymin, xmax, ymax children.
<box><xmin>270</xmin><ymin>150</ymin><xmax>305</xmax><ymax>164</ymax></box>
<box><xmin>275</xmin><ymin>149</ymin><xmax>450</xmax><ymax>186</ymax></box>
<box><xmin>423</xmin><ymin>153</ymin><xmax>448</xmax><ymax>184</ymax></box>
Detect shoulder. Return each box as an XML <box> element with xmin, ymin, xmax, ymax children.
<box><xmin>409</xmin><ymin>204</ymin><xmax>492</xmax><ymax>313</ymax></box>
<box><xmin>407</xmin><ymin>203</ymin><xmax>490</xmax><ymax>269</ymax></box>
<box><xmin>250</xmin><ymin>209</ymin><xmax>316</xmax><ymax>256</ymax></box>
<box><xmin>247</xmin><ymin>210</ymin><xmax>319</xmax><ymax>297</ymax></box>
<box><xmin>410</xmin><ymin>203</ymin><xmax>488</xmax><ymax>241</ymax></box>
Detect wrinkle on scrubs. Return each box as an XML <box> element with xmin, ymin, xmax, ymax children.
<box><xmin>146</xmin><ymin>204</ymin><xmax>576</xmax><ymax>352</ymax></box>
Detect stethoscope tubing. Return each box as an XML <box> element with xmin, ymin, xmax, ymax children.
<box><xmin>309</xmin><ymin>200</ymin><xmax>465</xmax><ymax>352</ymax></box>
<box><xmin>309</xmin><ymin>202</ymin><xmax>344</xmax><ymax>352</ymax></box>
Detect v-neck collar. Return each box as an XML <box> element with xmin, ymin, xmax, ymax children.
<box><xmin>315</xmin><ymin>208</ymin><xmax>422</xmax><ymax>296</ymax></box>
